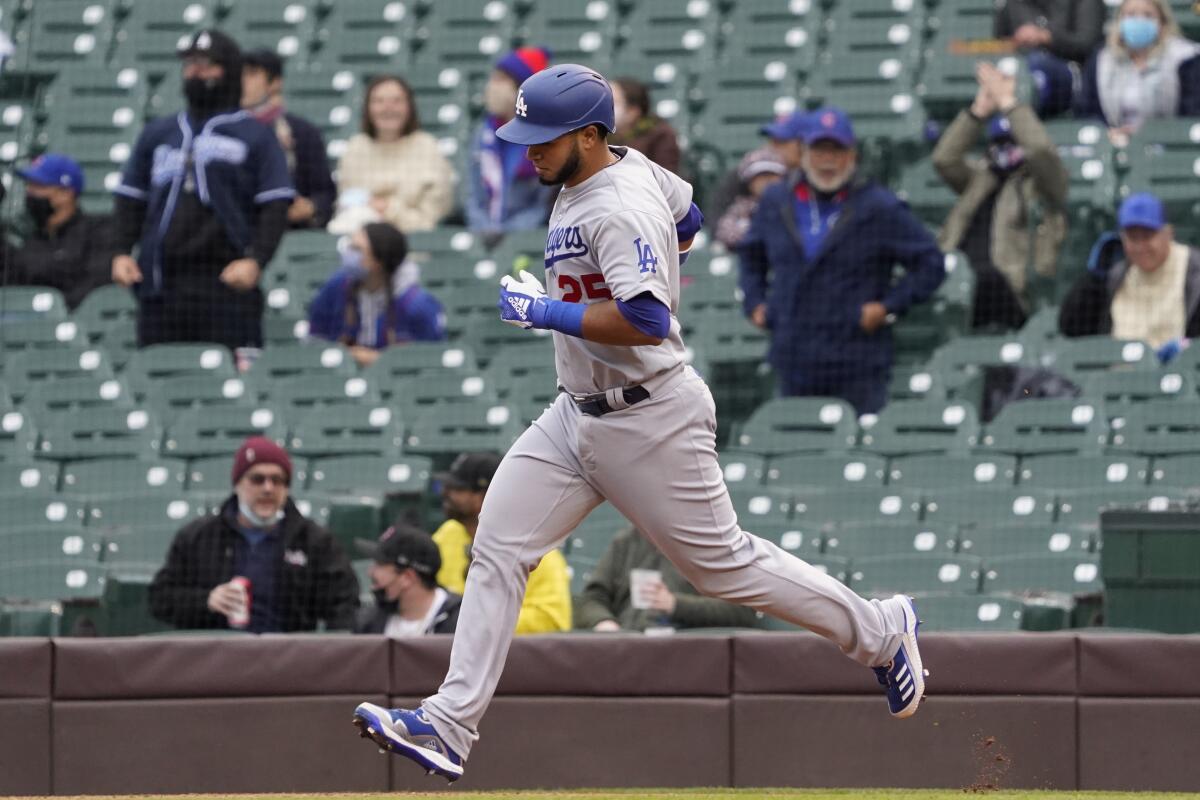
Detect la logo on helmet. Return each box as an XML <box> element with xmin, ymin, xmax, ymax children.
<box><xmin>515</xmin><ymin>89</ymin><xmax>528</xmax><ymax>118</ymax></box>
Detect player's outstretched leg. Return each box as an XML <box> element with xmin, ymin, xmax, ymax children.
<box><xmin>353</xmin><ymin>704</ymin><xmax>463</xmax><ymax>782</ymax></box>
<box><xmin>872</xmin><ymin>595</ymin><xmax>925</xmax><ymax>718</ymax></box>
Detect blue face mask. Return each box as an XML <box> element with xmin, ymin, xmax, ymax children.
<box><xmin>341</xmin><ymin>247</ymin><xmax>366</xmax><ymax>276</ymax></box>
<box><xmin>1120</xmin><ymin>16</ymin><xmax>1160</xmax><ymax>51</ymax></box>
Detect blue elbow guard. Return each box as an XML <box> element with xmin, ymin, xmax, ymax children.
<box><xmin>616</xmin><ymin>293</ymin><xmax>671</xmax><ymax>339</ymax></box>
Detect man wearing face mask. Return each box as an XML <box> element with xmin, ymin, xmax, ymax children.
<box><xmin>738</xmin><ymin>107</ymin><xmax>945</xmax><ymax>414</ymax></box>
<box><xmin>241</xmin><ymin>48</ymin><xmax>336</xmax><ymax>229</ymax></box>
<box><xmin>148</xmin><ymin>436</ymin><xmax>359</xmax><ymax>632</ymax></box>
<box><xmin>465</xmin><ymin>46</ymin><xmax>556</xmax><ymax>244</ymax></box>
<box><xmin>934</xmin><ymin>61</ymin><xmax>1068</xmax><ymax>331</ymax></box>
<box><xmin>431</xmin><ymin>452</ymin><xmax>571</xmax><ymax>634</ymax></box>
<box><xmin>355</xmin><ymin>524</ymin><xmax>462</xmax><ymax>637</ymax></box>
<box><xmin>8</xmin><ymin>153</ymin><xmax>114</xmax><ymax>309</ymax></box>
<box><xmin>111</xmin><ymin>29</ymin><xmax>295</xmax><ymax>353</ymax></box>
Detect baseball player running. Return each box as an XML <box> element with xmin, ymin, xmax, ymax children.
<box><xmin>353</xmin><ymin>65</ymin><xmax>927</xmax><ymax>782</ymax></box>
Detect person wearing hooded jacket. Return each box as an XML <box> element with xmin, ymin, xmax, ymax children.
<box><xmin>111</xmin><ymin>29</ymin><xmax>294</xmax><ymax>353</ymax></box>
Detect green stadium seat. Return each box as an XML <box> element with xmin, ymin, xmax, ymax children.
<box><xmin>304</xmin><ymin>453</ymin><xmax>433</xmax><ymax>498</ymax></box>
<box><xmin>0</xmin><ymin>495</ymin><xmax>87</xmax><ymax>530</ymax></box>
<box><xmin>218</xmin><ymin>0</ymin><xmax>316</xmax><ymax>61</ymax></box>
<box><xmin>0</xmin><ymin>601</ymin><xmax>62</xmax><ymax>636</ymax></box>
<box><xmin>566</xmin><ymin>554</ymin><xmax>599</xmax><ymax>596</ymax></box>
<box><xmin>184</xmin><ymin>454</ymin><xmax>236</xmax><ymax>493</ymax></box>
<box><xmin>896</xmin><ymin>158</ymin><xmax>959</xmax><ymax>227</ymax></box>
<box><xmin>364</xmin><ymin>342</ymin><xmax>480</xmax><ymax>394</ymax></box>
<box><xmin>887</xmin><ymin>453</ymin><xmax>1018</xmax><ymax>491</ymax></box>
<box><xmin>718</xmin><ymin>451</ymin><xmax>768</xmax><ymax>487</ymax></box>
<box><xmin>142</xmin><ymin>373</ymin><xmax>258</xmax><ymax>425</ymax></box>
<box><xmin>0</xmin><ymin>560</ymin><xmax>106</xmax><ymax>602</ymax></box>
<box><xmin>0</xmin><ymin>97</ymin><xmax>35</xmax><ymax>164</ymax></box>
<box><xmin>267</xmin><ymin>374</ymin><xmax>381</xmax><ymax>418</ymax></box>
<box><xmin>793</xmin><ymin>488</ymin><xmax>924</xmax><ymax>527</ymax></box>
<box><xmin>1018</xmin><ymin>306</ymin><xmax>1063</xmax><ymax>349</ymax></box>
<box><xmin>310</xmin><ymin>0</ymin><xmax>414</xmax><ymax>69</ymax></box>
<box><xmin>764</xmin><ymin>453</ymin><xmax>888</xmax><ymax>491</ymax></box>
<box><xmin>1056</xmin><ymin>487</ymin><xmax>1185</xmax><ymax>528</ymax></box>
<box><xmin>804</xmin><ymin>555</ymin><xmax>852</xmax><ymax>586</ymax></box>
<box><xmin>928</xmin><ymin>335</ymin><xmax>1037</xmax><ymax>391</ymax></box>
<box><xmin>262</xmin><ymin>315</ymin><xmax>310</xmax><ymax>346</ymax></box>
<box><xmin>979</xmin><ymin>398</ymin><xmax>1109</xmax><ymax>456</ymax></box>
<box><xmin>74</xmin><ymin>283</ymin><xmax>137</xmax><ymax>329</ymax></box>
<box><xmin>823</xmin><ymin>522</ymin><xmax>957</xmax><ymax>560</ymax></box>
<box><xmin>982</xmin><ymin>552</ymin><xmax>1101</xmax><ymax>596</ymax></box>
<box><xmin>390</xmin><ymin>371</ymin><xmax>496</xmax><ymax>418</ymax></box>
<box><xmin>1109</xmin><ymin>401</ymin><xmax>1200</xmax><ymax>456</ymax></box>
<box><xmin>461</xmin><ymin>315</ymin><xmax>554</xmax><ymax>366</ymax></box>
<box><xmin>566</xmin><ymin>503</ymin><xmax>631</xmax><ymax>563</ymax></box>
<box><xmin>0</xmin><ymin>286</ymin><xmax>68</xmax><ymax>321</ymax></box>
<box><xmin>0</xmin><ymin>317</ymin><xmax>88</xmax><ymax>353</ymax></box>
<box><xmin>858</xmin><ymin>399</ymin><xmax>981</xmax><ymax>456</ymax></box>
<box><xmin>87</xmin><ymin>491</ymin><xmax>202</xmax><ymax>531</ymax></box>
<box><xmin>0</xmin><ymin>397</ymin><xmax>37</xmax><ymax>460</ymax></box>
<box><xmin>4</xmin><ymin>347</ymin><xmax>114</xmax><ymax>401</ymax></box>
<box><xmin>287</xmin><ymin>405</ymin><xmax>405</xmax><ymax>459</ymax></box>
<box><xmin>110</xmin><ymin>0</ymin><xmax>216</xmax><ymax>72</ymax></box>
<box><xmin>1149</xmin><ymin>454</ymin><xmax>1200</xmax><ymax>489</ymax></box>
<box><xmin>720</xmin><ymin>0</ymin><xmax>822</xmax><ymax>69</ymax></box>
<box><xmin>1042</xmin><ymin>336</ymin><xmax>1156</xmax><ymax>377</ymax></box>
<box><xmin>0</xmin><ymin>523</ymin><xmax>104</xmax><ymax>566</ymax></box>
<box><xmin>99</xmin><ymin>570</ymin><xmax>171</xmax><ymax>636</ymax></box>
<box><xmin>249</xmin><ymin>342</ymin><xmax>357</xmax><ymax>381</ymax></box>
<box><xmin>923</xmin><ymin>487</ymin><xmax>1057</xmax><ymax>527</ymax></box>
<box><xmin>619</xmin><ymin>9</ymin><xmax>716</xmax><ymax>66</ymax></box>
<box><xmin>36</xmin><ymin>406</ymin><xmax>161</xmax><ymax>461</ymax></box>
<box><xmin>910</xmin><ymin>593</ymin><xmax>1026</xmax><ymax>632</ymax></box>
<box><xmin>294</xmin><ymin>491</ymin><xmax>386</xmax><ymax>551</ymax></box>
<box><xmin>0</xmin><ymin>459</ymin><xmax>58</xmax><ymax>497</ymax></box>
<box><xmin>60</xmin><ymin>458</ymin><xmax>187</xmax><ymax>501</ymax></box>
<box><xmin>727</xmin><ymin>486</ymin><xmax>795</xmax><ymax>525</ymax></box>
<box><xmin>279</xmin><ymin>68</ymin><xmax>362</xmax><ymax>159</ymax></box>
<box><xmin>1018</xmin><ymin>454</ymin><xmax>1150</xmax><ymax>491</ymax></box>
<box><xmin>488</xmin><ymin>365</ymin><xmax>558</xmax><ymax>425</ymax></box>
<box><xmin>124</xmin><ymin>342</ymin><xmax>238</xmax><ymax>390</ymax></box>
<box><xmin>518</xmin><ymin>0</ymin><xmax>618</xmax><ymax>66</ymax></box>
<box><xmin>887</xmin><ymin>364</ymin><xmax>948</xmax><ymax>403</ymax></box>
<box><xmin>732</xmin><ymin>397</ymin><xmax>859</xmax><ymax>456</ymax></box>
<box><xmin>850</xmin><ymin>553</ymin><xmax>984</xmax><ymax>596</ymax></box>
<box><xmin>161</xmin><ymin>406</ymin><xmax>287</xmax><ymax>460</ymax></box>
<box><xmin>747</xmin><ymin>518</ymin><xmax>825</xmax><ymax>557</ymax></box>
<box><xmin>679</xmin><ymin>276</ymin><xmax>741</xmax><ymax>316</ymax></box>
<box><xmin>87</xmin><ymin>317</ymin><xmax>138</xmax><ymax>370</ymax></box>
<box><xmin>415</xmin><ymin>25</ymin><xmax>515</xmax><ymax>76</ymax></box>
<box><xmin>12</xmin><ymin>0</ymin><xmax>111</xmax><ymax>72</ymax></box>
<box><xmin>402</xmin><ymin>62</ymin><xmax>473</xmax><ymax>145</ymax></box>
<box><xmin>956</xmin><ymin>524</ymin><xmax>1095</xmax><ymax>559</ymax></box>
<box><xmin>1084</xmin><ymin>369</ymin><xmax>1195</xmax><ymax>410</ymax></box>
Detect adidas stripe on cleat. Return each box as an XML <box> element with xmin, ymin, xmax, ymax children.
<box><xmin>873</xmin><ymin>594</ymin><xmax>928</xmax><ymax>719</ymax></box>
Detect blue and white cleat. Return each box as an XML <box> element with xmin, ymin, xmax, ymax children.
<box><xmin>873</xmin><ymin>594</ymin><xmax>928</xmax><ymax>719</ymax></box>
<box><xmin>353</xmin><ymin>703</ymin><xmax>464</xmax><ymax>782</ymax></box>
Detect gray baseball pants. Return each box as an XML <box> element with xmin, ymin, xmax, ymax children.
<box><xmin>422</xmin><ymin>364</ymin><xmax>908</xmax><ymax>758</ymax></box>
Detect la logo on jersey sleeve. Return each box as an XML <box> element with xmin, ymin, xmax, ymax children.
<box><xmin>634</xmin><ymin>236</ymin><xmax>658</xmax><ymax>277</ymax></box>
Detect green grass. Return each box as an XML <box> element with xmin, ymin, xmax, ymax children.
<box><xmin>30</xmin><ymin>791</ymin><xmax>1200</xmax><ymax>800</ymax></box>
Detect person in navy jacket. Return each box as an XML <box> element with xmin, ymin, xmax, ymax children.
<box><xmin>111</xmin><ymin>29</ymin><xmax>294</xmax><ymax>353</ymax></box>
<box><xmin>737</xmin><ymin>107</ymin><xmax>945</xmax><ymax>414</ymax></box>
<box><xmin>308</xmin><ymin>222</ymin><xmax>446</xmax><ymax>368</ymax></box>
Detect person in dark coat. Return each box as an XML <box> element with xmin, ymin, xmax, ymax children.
<box><xmin>149</xmin><ymin>436</ymin><xmax>359</xmax><ymax>632</ymax></box>
<box><xmin>354</xmin><ymin>523</ymin><xmax>462</xmax><ymax>637</ymax></box>
<box><xmin>994</xmin><ymin>0</ymin><xmax>1107</xmax><ymax>115</ymax></box>
<box><xmin>738</xmin><ymin>107</ymin><xmax>945</xmax><ymax>414</ymax></box>
<box><xmin>241</xmin><ymin>48</ymin><xmax>336</xmax><ymax>229</ymax></box>
<box><xmin>8</xmin><ymin>153</ymin><xmax>114</xmax><ymax>309</ymax></box>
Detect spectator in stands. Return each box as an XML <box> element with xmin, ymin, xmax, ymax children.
<box><xmin>708</xmin><ymin>110</ymin><xmax>809</xmax><ymax>226</ymax></box>
<box><xmin>7</xmin><ymin>153</ymin><xmax>113</xmax><ymax>309</ymax></box>
<box><xmin>1060</xmin><ymin>192</ymin><xmax>1200</xmax><ymax>358</ymax></box>
<box><xmin>112</xmin><ymin>29</ymin><xmax>294</xmax><ymax>354</ymax></box>
<box><xmin>149</xmin><ymin>436</ymin><xmax>359</xmax><ymax>633</ymax></box>
<box><xmin>1075</xmin><ymin>0</ymin><xmax>1200</xmax><ymax>140</ymax></box>
<box><xmin>738</xmin><ymin>107</ymin><xmax>945</xmax><ymax>414</ymax></box>
<box><xmin>715</xmin><ymin>147</ymin><xmax>787</xmax><ymax>249</ymax></box>
<box><xmin>433</xmin><ymin>452</ymin><xmax>571</xmax><ymax>634</ymax></box>
<box><xmin>355</xmin><ymin>523</ymin><xmax>461</xmax><ymax>637</ymax></box>
<box><xmin>334</xmin><ymin>75</ymin><xmax>455</xmax><ymax>234</ymax></box>
<box><xmin>575</xmin><ymin>527</ymin><xmax>759</xmax><ymax>632</ymax></box>
<box><xmin>307</xmin><ymin>222</ymin><xmax>446</xmax><ymax>367</ymax></box>
<box><xmin>934</xmin><ymin>61</ymin><xmax>1068</xmax><ymax>330</ymax></box>
<box><xmin>610</xmin><ymin>77</ymin><xmax>682</xmax><ymax>175</ymax></box>
<box><xmin>994</xmin><ymin>0</ymin><xmax>1107</xmax><ymax>116</ymax></box>
<box><xmin>241</xmin><ymin>49</ymin><xmax>336</xmax><ymax>230</ymax></box>
<box><xmin>465</xmin><ymin>47</ymin><xmax>555</xmax><ymax>244</ymax></box>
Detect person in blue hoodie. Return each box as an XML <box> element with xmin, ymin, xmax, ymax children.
<box><xmin>308</xmin><ymin>222</ymin><xmax>446</xmax><ymax>367</ymax></box>
<box><xmin>464</xmin><ymin>46</ymin><xmax>556</xmax><ymax>245</ymax></box>
<box><xmin>738</xmin><ymin>107</ymin><xmax>946</xmax><ymax>414</ymax></box>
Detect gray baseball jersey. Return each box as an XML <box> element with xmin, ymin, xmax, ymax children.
<box><xmin>419</xmin><ymin>143</ymin><xmax>913</xmax><ymax>761</ymax></box>
<box><xmin>545</xmin><ymin>146</ymin><xmax>690</xmax><ymax>394</ymax></box>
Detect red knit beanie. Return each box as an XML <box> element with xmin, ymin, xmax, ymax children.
<box><xmin>495</xmin><ymin>46</ymin><xmax>551</xmax><ymax>85</ymax></box>
<box><xmin>231</xmin><ymin>436</ymin><xmax>293</xmax><ymax>486</ymax></box>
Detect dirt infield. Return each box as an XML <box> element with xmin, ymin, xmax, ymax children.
<box><xmin>9</xmin><ymin>790</ymin><xmax>1200</xmax><ymax>799</ymax></box>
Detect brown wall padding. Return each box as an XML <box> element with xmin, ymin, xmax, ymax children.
<box><xmin>1078</xmin><ymin>634</ymin><xmax>1200</xmax><ymax>696</ymax></box>
<box><xmin>389</xmin><ymin>696</ymin><xmax>731</xmax><ymax>791</ymax></box>
<box><xmin>391</xmin><ymin>633</ymin><xmax>731</xmax><ymax>697</ymax></box>
<box><xmin>0</xmin><ymin>638</ymin><xmax>52</xmax><ymax>698</ymax></box>
<box><xmin>732</xmin><ymin>632</ymin><xmax>1078</xmax><ymax>695</ymax></box>
<box><xmin>1079</xmin><ymin>698</ymin><xmax>1200</xmax><ymax>792</ymax></box>
<box><xmin>733</xmin><ymin>695</ymin><xmax>1077</xmax><ymax>790</ymax></box>
<box><xmin>0</xmin><ymin>699</ymin><xmax>51</xmax><ymax>795</ymax></box>
<box><xmin>54</xmin><ymin>635</ymin><xmax>390</xmax><ymax>699</ymax></box>
<box><xmin>52</xmin><ymin>695</ymin><xmax>390</xmax><ymax>794</ymax></box>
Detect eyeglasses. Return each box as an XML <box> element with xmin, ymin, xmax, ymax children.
<box><xmin>246</xmin><ymin>473</ymin><xmax>289</xmax><ymax>487</ymax></box>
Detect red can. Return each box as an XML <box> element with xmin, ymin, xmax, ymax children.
<box><xmin>229</xmin><ymin>577</ymin><xmax>252</xmax><ymax>628</ymax></box>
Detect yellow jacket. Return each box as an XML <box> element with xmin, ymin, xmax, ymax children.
<box><xmin>432</xmin><ymin>519</ymin><xmax>572</xmax><ymax>634</ymax></box>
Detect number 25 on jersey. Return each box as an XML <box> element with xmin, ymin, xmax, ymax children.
<box><xmin>634</xmin><ymin>237</ymin><xmax>658</xmax><ymax>275</ymax></box>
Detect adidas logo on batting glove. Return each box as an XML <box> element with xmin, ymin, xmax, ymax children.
<box><xmin>498</xmin><ymin>270</ymin><xmax>548</xmax><ymax>329</ymax></box>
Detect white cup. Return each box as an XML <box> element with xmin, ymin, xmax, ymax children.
<box><xmin>629</xmin><ymin>568</ymin><xmax>663</xmax><ymax>610</ymax></box>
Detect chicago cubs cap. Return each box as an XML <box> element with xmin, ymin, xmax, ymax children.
<box><xmin>496</xmin><ymin>64</ymin><xmax>615</xmax><ymax>145</ymax></box>
<box><xmin>760</xmin><ymin>110</ymin><xmax>812</xmax><ymax>142</ymax></box>
<box><xmin>1118</xmin><ymin>192</ymin><xmax>1167</xmax><ymax>231</ymax></box>
<box><xmin>804</xmin><ymin>106</ymin><xmax>856</xmax><ymax>148</ymax></box>
<box><xmin>17</xmin><ymin>153</ymin><xmax>84</xmax><ymax>194</ymax></box>
<box><xmin>355</xmin><ymin>523</ymin><xmax>441</xmax><ymax>577</ymax></box>
<box><xmin>988</xmin><ymin>115</ymin><xmax>1014</xmax><ymax>141</ymax></box>
<box><xmin>436</xmin><ymin>451</ymin><xmax>502</xmax><ymax>492</ymax></box>
<box><xmin>494</xmin><ymin>45</ymin><xmax>552</xmax><ymax>85</ymax></box>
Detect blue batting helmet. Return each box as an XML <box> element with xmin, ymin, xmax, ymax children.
<box><xmin>496</xmin><ymin>63</ymin><xmax>614</xmax><ymax>145</ymax></box>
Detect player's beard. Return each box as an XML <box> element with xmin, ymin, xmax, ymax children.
<box><xmin>540</xmin><ymin>140</ymin><xmax>582</xmax><ymax>186</ymax></box>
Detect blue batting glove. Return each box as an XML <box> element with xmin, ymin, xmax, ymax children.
<box><xmin>498</xmin><ymin>270</ymin><xmax>549</xmax><ymax>329</ymax></box>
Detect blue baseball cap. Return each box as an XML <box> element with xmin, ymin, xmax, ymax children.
<box><xmin>760</xmin><ymin>110</ymin><xmax>812</xmax><ymax>142</ymax></box>
<box><xmin>17</xmin><ymin>153</ymin><xmax>84</xmax><ymax>195</ymax></box>
<box><xmin>804</xmin><ymin>106</ymin><xmax>856</xmax><ymax>148</ymax></box>
<box><xmin>1118</xmin><ymin>192</ymin><xmax>1167</xmax><ymax>231</ymax></box>
<box><xmin>988</xmin><ymin>115</ymin><xmax>1013</xmax><ymax>141</ymax></box>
